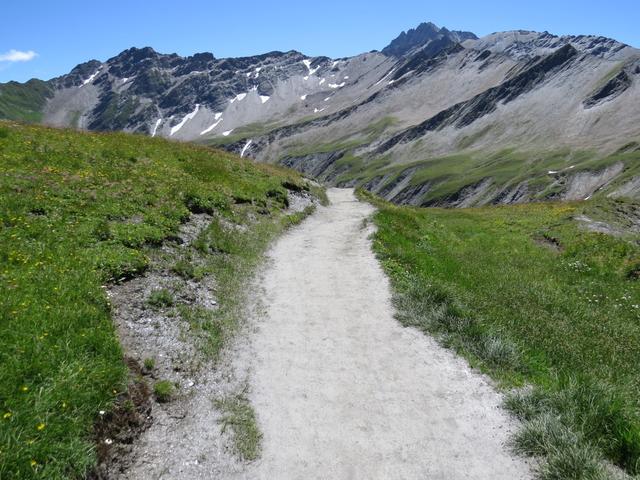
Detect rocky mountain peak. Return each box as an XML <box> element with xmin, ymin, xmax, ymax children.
<box><xmin>466</xmin><ymin>30</ymin><xmax>633</xmax><ymax>61</ymax></box>
<box><xmin>110</xmin><ymin>46</ymin><xmax>161</xmax><ymax>64</ymax></box>
<box><xmin>382</xmin><ymin>21</ymin><xmax>478</xmax><ymax>57</ymax></box>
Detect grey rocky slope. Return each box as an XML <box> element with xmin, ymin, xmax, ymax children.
<box><xmin>2</xmin><ymin>22</ymin><xmax>639</xmax><ymax>206</ymax></box>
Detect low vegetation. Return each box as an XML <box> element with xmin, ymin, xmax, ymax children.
<box><xmin>359</xmin><ymin>190</ymin><xmax>640</xmax><ymax>478</ymax></box>
<box><xmin>340</xmin><ymin>146</ymin><xmax>640</xmax><ymax>206</ymax></box>
<box><xmin>146</xmin><ymin>288</ymin><xmax>174</xmax><ymax>309</ymax></box>
<box><xmin>215</xmin><ymin>391</ymin><xmax>262</xmax><ymax>461</ymax></box>
<box><xmin>0</xmin><ymin>121</ymin><xmax>315</xmax><ymax>479</ymax></box>
<box><xmin>142</xmin><ymin>358</ymin><xmax>155</xmax><ymax>372</ymax></box>
<box><xmin>153</xmin><ymin>381</ymin><xmax>175</xmax><ymax>403</ymax></box>
<box><xmin>0</xmin><ymin>80</ymin><xmax>53</xmax><ymax>123</ymax></box>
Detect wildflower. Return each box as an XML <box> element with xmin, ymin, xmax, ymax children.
<box><xmin>20</xmin><ymin>386</ymin><xmax>29</xmax><ymax>392</ymax></box>
<box><xmin>36</xmin><ymin>422</ymin><xmax>45</xmax><ymax>431</ymax></box>
<box><xmin>99</xmin><ymin>410</ymin><xmax>105</xmax><ymax>416</ymax></box>
<box><xmin>104</xmin><ymin>438</ymin><xmax>113</xmax><ymax>445</ymax></box>
<box><xmin>30</xmin><ymin>460</ymin><xmax>37</xmax><ymax>468</ymax></box>
<box><xmin>3</xmin><ymin>412</ymin><xmax>11</xmax><ymax>419</ymax></box>
<box><xmin>61</xmin><ymin>401</ymin><xmax>67</xmax><ymax>409</ymax></box>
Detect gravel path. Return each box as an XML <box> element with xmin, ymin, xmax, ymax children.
<box><xmin>237</xmin><ymin>188</ymin><xmax>532</xmax><ymax>480</ymax></box>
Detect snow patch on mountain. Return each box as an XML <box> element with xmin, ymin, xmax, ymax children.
<box><xmin>240</xmin><ymin>139</ymin><xmax>253</xmax><ymax>158</ymax></box>
<box><xmin>151</xmin><ymin>119</ymin><xmax>162</xmax><ymax>137</ymax></box>
<box><xmin>200</xmin><ymin>116</ymin><xmax>223</xmax><ymax>135</ymax></box>
<box><xmin>170</xmin><ymin>104</ymin><xmax>200</xmax><ymax>136</ymax></box>
<box><xmin>81</xmin><ymin>70</ymin><xmax>101</xmax><ymax>86</ymax></box>
<box><xmin>230</xmin><ymin>93</ymin><xmax>248</xmax><ymax>104</ymax></box>
<box><xmin>374</xmin><ymin>68</ymin><xmax>395</xmax><ymax>86</ymax></box>
<box><xmin>302</xmin><ymin>59</ymin><xmax>320</xmax><ymax>76</ymax></box>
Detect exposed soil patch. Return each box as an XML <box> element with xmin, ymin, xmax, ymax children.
<box><xmin>91</xmin><ymin>190</ymin><xmax>318</xmax><ymax>479</ymax></box>
<box><xmin>92</xmin><ymin>211</ymin><xmax>233</xmax><ymax>479</ymax></box>
<box><xmin>534</xmin><ymin>233</ymin><xmax>563</xmax><ymax>252</ymax></box>
<box><xmin>88</xmin><ymin>358</ymin><xmax>152</xmax><ymax>479</ymax></box>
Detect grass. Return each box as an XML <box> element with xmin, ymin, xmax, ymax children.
<box><xmin>171</xmin><ymin>257</ymin><xmax>202</xmax><ymax>280</ymax></box>
<box><xmin>215</xmin><ymin>391</ymin><xmax>262</xmax><ymax>461</ymax></box>
<box><xmin>345</xmin><ymin>146</ymin><xmax>640</xmax><ymax>206</ymax></box>
<box><xmin>359</xmin><ymin>189</ymin><xmax>640</xmax><ymax>477</ymax></box>
<box><xmin>511</xmin><ymin>412</ymin><xmax>608</xmax><ymax>480</ymax></box>
<box><xmin>200</xmin><ymin>120</ymin><xmax>283</xmax><ymax>147</ymax></box>
<box><xmin>275</xmin><ymin>117</ymin><xmax>398</xmax><ymax>171</ymax></box>
<box><xmin>183</xmin><ymin>201</ymin><xmax>317</xmax><ymax>359</ymax></box>
<box><xmin>142</xmin><ymin>358</ymin><xmax>155</xmax><ymax>371</ymax></box>
<box><xmin>0</xmin><ymin>79</ymin><xmax>53</xmax><ymax>123</ymax></box>
<box><xmin>153</xmin><ymin>381</ymin><xmax>175</xmax><ymax>403</ymax></box>
<box><xmin>146</xmin><ymin>288</ymin><xmax>174</xmax><ymax>309</ymax></box>
<box><xmin>0</xmin><ymin>120</ymin><xmax>316</xmax><ymax>479</ymax></box>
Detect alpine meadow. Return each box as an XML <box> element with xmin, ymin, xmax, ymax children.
<box><xmin>1</xmin><ymin>5</ymin><xmax>640</xmax><ymax>480</ymax></box>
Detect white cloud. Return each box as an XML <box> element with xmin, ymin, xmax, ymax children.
<box><xmin>0</xmin><ymin>49</ymin><xmax>38</xmax><ymax>63</ymax></box>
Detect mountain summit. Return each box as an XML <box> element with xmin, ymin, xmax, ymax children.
<box><xmin>382</xmin><ymin>22</ymin><xmax>478</xmax><ymax>57</ymax></box>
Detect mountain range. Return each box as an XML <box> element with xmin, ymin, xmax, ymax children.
<box><xmin>1</xmin><ymin>21</ymin><xmax>639</xmax><ymax>206</ymax></box>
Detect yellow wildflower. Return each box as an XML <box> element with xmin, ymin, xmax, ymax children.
<box><xmin>20</xmin><ymin>386</ymin><xmax>28</xmax><ymax>392</ymax></box>
<box><xmin>3</xmin><ymin>412</ymin><xmax>11</xmax><ymax>419</ymax></box>
<box><xmin>36</xmin><ymin>423</ymin><xmax>45</xmax><ymax>431</ymax></box>
<box><xmin>30</xmin><ymin>460</ymin><xmax>37</xmax><ymax>467</ymax></box>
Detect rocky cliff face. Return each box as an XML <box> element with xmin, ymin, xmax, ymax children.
<box><xmin>382</xmin><ymin>22</ymin><xmax>477</xmax><ymax>57</ymax></box>
<box><xmin>1</xmin><ymin>22</ymin><xmax>639</xmax><ymax>206</ymax></box>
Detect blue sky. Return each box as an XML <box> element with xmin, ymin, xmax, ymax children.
<box><xmin>1</xmin><ymin>0</ymin><xmax>639</xmax><ymax>82</ymax></box>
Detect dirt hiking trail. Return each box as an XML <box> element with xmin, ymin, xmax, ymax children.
<box><xmin>236</xmin><ymin>188</ymin><xmax>532</xmax><ymax>479</ymax></box>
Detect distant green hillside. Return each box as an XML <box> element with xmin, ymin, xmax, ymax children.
<box><xmin>0</xmin><ymin>80</ymin><xmax>53</xmax><ymax>123</ymax></box>
<box><xmin>0</xmin><ymin>121</ymin><xmax>314</xmax><ymax>479</ymax></box>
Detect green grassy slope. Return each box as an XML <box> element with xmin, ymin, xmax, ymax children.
<box><xmin>0</xmin><ymin>121</ymin><xmax>313</xmax><ymax>479</ymax></box>
<box><xmin>0</xmin><ymin>80</ymin><xmax>53</xmax><ymax>123</ymax></box>
<box><xmin>361</xmin><ymin>190</ymin><xmax>640</xmax><ymax>478</ymax></box>
<box><xmin>343</xmin><ymin>146</ymin><xmax>640</xmax><ymax>204</ymax></box>
<box><xmin>268</xmin><ymin>115</ymin><xmax>638</xmax><ymax>204</ymax></box>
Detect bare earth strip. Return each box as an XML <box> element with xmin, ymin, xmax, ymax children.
<box><xmin>235</xmin><ymin>188</ymin><xmax>532</xmax><ymax>480</ymax></box>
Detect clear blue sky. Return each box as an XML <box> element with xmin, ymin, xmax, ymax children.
<box><xmin>1</xmin><ymin>0</ymin><xmax>639</xmax><ymax>82</ymax></box>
